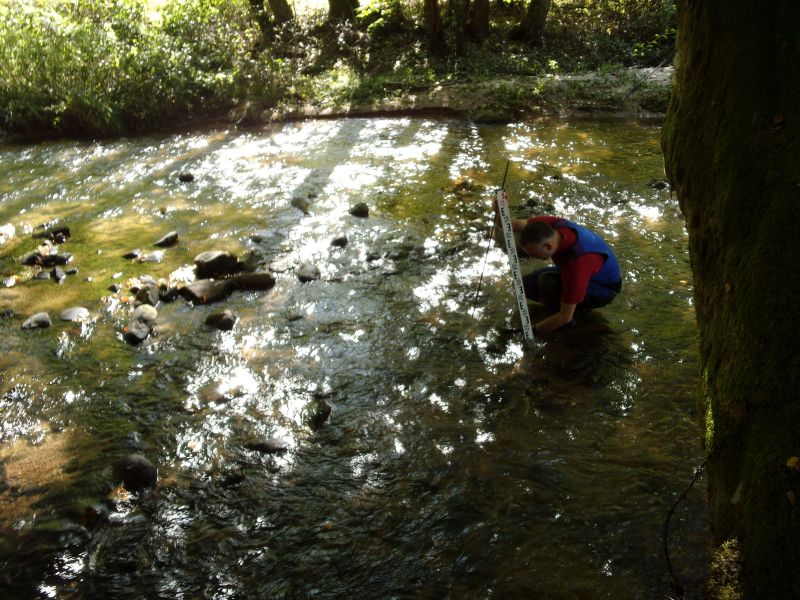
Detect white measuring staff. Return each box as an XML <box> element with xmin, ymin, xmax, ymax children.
<box><xmin>495</xmin><ymin>188</ymin><xmax>536</xmax><ymax>342</ymax></box>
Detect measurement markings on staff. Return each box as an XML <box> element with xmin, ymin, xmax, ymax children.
<box><xmin>495</xmin><ymin>188</ymin><xmax>535</xmax><ymax>342</ymax></box>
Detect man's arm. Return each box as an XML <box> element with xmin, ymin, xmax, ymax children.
<box><xmin>534</xmin><ymin>302</ymin><xmax>576</xmax><ymax>334</ymax></box>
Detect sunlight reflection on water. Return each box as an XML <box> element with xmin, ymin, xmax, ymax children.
<box><xmin>0</xmin><ymin>118</ymin><xmax>706</xmax><ymax>599</ymax></box>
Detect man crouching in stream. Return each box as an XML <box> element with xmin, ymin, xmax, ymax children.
<box><xmin>499</xmin><ymin>207</ymin><xmax>622</xmax><ymax>334</ymax></box>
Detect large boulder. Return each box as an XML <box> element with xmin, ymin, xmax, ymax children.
<box><xmin>194</xmin><ymin>250</ymin><xmax>242</xmax><ymax>279</ymax></box>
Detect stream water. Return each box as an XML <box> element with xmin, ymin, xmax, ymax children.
<box><xmin>0</xmin><ymin>118</ymin><xmax>708</xmax><ymax>598</ymax></box>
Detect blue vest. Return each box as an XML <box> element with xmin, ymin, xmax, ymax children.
<box><xmin>552</xmin><ymin>219</ymin><xmax>621</xmax><ymax>289</ymax></box>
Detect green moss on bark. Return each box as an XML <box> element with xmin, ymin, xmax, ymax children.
<box><xmin>662</xmin><ymin>2</ymin><xmax>800</xmax><ymax>598</ymax></box>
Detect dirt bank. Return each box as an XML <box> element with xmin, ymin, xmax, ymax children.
<box><xmin>244</xmin><ymin>66</ymin><xmax>673</xmax><ymax>125</ymax></box>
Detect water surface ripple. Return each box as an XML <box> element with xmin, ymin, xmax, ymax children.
<box><xmin>0</xmin><ymin>118</ymin><xmax>707</xmax><ymax>599</ymax></box>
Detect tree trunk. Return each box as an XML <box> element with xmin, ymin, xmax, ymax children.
<box><xmin>452</xmin><ymin>0</ymin><xmax>471</xmax><ymax>55</ymax></box>
<box><xmin>509</xmin><ymin>0</ymin><xmax>550</xmax><ymax>45</ymax></box>
<box><xmin>662</xmin><ymin>2</ymin><xmax>800</xmax><ymax>598</ymax></box>
<box><xmin>328</xmin><ymin>0</ymin><xmax>358</xmax><ymax>22</ymax></box>
<box><xmin>267</xmin><ymin>0</ymin><xmax>293</xmax><ymax>24</ymax></box>
<box><xmin>248</xmin><ymin>0</ymin><xmax>270</xmax><ymax>36</ymax></box>
<box><xmin>424</xmin><ymin>0</ymin><xmax>446</xmax><ymax>56</ymax></box>
<box><xmin>469</xmin><ymin>0</ymin><xmax>490</xmax><ymax>42</ymax></box>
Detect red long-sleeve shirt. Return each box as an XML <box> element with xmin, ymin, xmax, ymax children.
<box><xmin>528</xmin><ymin>216</ymin><xmax>605</xmax><ymax>304</ymax></box>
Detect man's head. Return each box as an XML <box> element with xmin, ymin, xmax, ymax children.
<box><xmin>519</xmin><ymin>220</ymin><xmax>560</xmax><ymax>259</ymax></box>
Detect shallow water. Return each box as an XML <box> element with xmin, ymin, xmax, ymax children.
<box><xmin>0</xmin><ymin>118</ymin><xmax>707</xmax><ymax>598</ymax></box>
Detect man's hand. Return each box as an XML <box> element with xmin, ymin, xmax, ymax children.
<box><xmin>534</xmin><ymin>302</ymin><xmax>577</xmax><ymax>334</ymax></box>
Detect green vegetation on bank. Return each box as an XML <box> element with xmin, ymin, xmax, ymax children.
<box><xmin>0</xmin><ymin>0</ymin><xmax>675</xmax><ymax>138</ymax></box>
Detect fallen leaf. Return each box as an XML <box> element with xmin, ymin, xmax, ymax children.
<box><xmin>787</xmin><ymin>456</ymin><xmax>800</xmax><ymax>471</ymax></box>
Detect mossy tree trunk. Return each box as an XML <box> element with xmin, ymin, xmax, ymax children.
<box><xmin>510</xmin><ymin>0</ymin><xmax>550</xmax><ymax>44</ymax></box>
<box><xmin>248</xmin><ymin>0</ymin><xmax>270</xmax><ymax>36</ymax></box>
<box><xmin>328</xmin><ymin>0</ymin><xmax>358</xmax><ymax>22</ymax></box>
<box><xmin>469</xmin><ymin>0</ymin><xmax>490</xmax><ymax>42</ymax></box>
<box><xmin>267</xmin><ymin>0</ymin><xmax>293</xmax><ymax>24</ymax></box>
<box><xmin>424</xmin><ymin>0</ymin><xmax>446</xmax><ymax>56</ymax></box>
<box><xmin>662</xmin><ymin>2</ymin><xmax>800</xmax><ymax>598</ymax></box>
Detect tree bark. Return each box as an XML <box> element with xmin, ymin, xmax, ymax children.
<box><xmin>248</xmin><ymin>0</ymin><xmax>270</xmax><ymax>36</ymax></box>
<box><xmin>424</xmin><ymin>0</ymin><xmax>446</xmax><ymax>56</ymax></box>
<box><xmin>469</xmin><ymin>0</ymin><xmax>490</xmax><ymax>42</ymax></box>
<box><xmin>328</xmin><ymin>0</ymin><xmax>358</xmax><ymax>22</ymax></box>
<box><xmin>509</xmin><ymin>0</ymin><xmax>550</xmax><ymax>44</ymax></box>
<box><xmin>662</xmin><ymin>2</ymin><xmax>800</xmax><ymax>598</ymax></box>
<box><xmin>267</xmin><ymin>0</ymin><xmax>293</xmax><ymax>24</ymax></box>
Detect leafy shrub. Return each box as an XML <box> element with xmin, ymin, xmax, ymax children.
<box><xmin>0</xmin><ymin>0</ymin><xmax>262</xmax><ymax>137</ymax></box>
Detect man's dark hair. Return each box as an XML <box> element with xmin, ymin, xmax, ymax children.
<box><xmin>519</xmin><ymin>220</ymin><xmax>556</xmax><ymax>246</ymax></box>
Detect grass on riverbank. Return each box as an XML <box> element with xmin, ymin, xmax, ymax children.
<box><xmin>0</xmin><ymin>0</ymin><xmax>675</xmax><ymax>139</ymax></box>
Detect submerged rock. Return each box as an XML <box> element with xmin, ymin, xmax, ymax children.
<box><xmin>60</xmin><ymin>307</ymin><xmax>90</xmax><ymax>322</ymax></box>
<box><xmin>178</xmin><ymin>279</ymin><xmax>234</xmax><ymax>305</ymax></box>
<box><xmin>349</xmin><ymin>202</ymin><xmax>369</xmax><ymax>218</ymax></box>
<box><xmin>159</xmin><ymin>284</ymin><xmax>180</xmax><ymax>303</ymax></box>
<box><xmin>205</xmin><ymin>309</ymin><xmax>237</xmax><ymax>331</ymax></box>
<box><xmin>306</xmin><ymin>398</ymin><xmax>332</xmax><ymax>430</ymax></box>
<box><xmin>649</xmin><ymin>178</ymin><xmax>670</xmax><ymax>190</ymax></box>
<box><xmin>134</xmin><ymin>283</ymin><xmax>160</xmax><ymax>307</ymax></box>
<box><xmin>244</xmin><ymin>438</ymin><xmax>289</xmax><ymax>454</ymax></box>
<box><xmin>115</xmin><ymin>454</ymin><xmax>157</xmax><ymax>492</ymax></box>
<box><xmin>84</xmin><ymin>503</ymin><xmax>111</xmax><ymax>529</ymax></box>
<box><xmin>331</xmin><ymin>236</ymin><xmax>348</xmax><ymax>248</ymax></box>
<box><xmin>21</xmin><ymin>312</ymin><xmax>51</xmax><ymax>329</ymax></box>
<box><xmin>51</xmin><ymin>266</ymin><xmax>66</xmax><ymax>283</ymax></box>
<box><xmin>124</xmin><ymin>304</ymin><xmax>157</xmax><ymax>345</ymax></box>
<box><xmin>178</xmin><ymin>171</ymin><xmax>195</xmax><ymax>183</ymax></box>
<box><xmin>194</xmin><ymin>250</ymin><xmax>242</xmax><ymax>279</ymax></box>
<box><xmin>19</xmin><ymin>251</ymin><xmax>41</xmax><ymax>266</ymax></box>
<box><xmin>231</xmin><ymin>271</ymin><xmax>276</xmax><ymax>291</ymax></box>
<box><xmin>32</xmin><ymin>225</ymin><xmax>70</xmax><ymax>242</ymax></box>
<box><xmin>291</xmin><ymin>196</ymin><xmax>310</xmax><ymax>215</ymax></box>
<box><xmin>296</xmin><ymin>263</ymin><xmax>321</xmax><ymax>283</ymax></box>
<box><xmin>122</xmin><ymin>249</ymin><xmax>141</xmax><ymax>260</ymax></box>
<box><xmin>154</xmin><ymin>231</ymin><xmax>179</xmax><ymax>247</ymax></box>
<box><xmin>136</xmin><ymin>250</ymin><xmax>164</xmax><ymax>263</ymax></box>
<box><xmin>21</xmin><ymin>252</ymin><xmax>73</xmax><ymax>268</ymax></box>
<box><xmin>0</xmin><ymin>223</ymin><xmax>15</xmax><ymax>244</ymax></box>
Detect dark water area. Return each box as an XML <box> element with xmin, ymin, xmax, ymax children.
<box><xmin>0</xmin><ymin>118</ymin><xmax>708</xmax><ymax>598</ymax></box>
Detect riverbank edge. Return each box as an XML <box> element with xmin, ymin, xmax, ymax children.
<box><xmin>1</xmin><ymin>67</ymin><xmax>672</xmax><ymax>143</ymax></box>
<box><xmin>256</xmin><ymin>66</ymin><xmax>673</xmax><ymax>125</ymax></box>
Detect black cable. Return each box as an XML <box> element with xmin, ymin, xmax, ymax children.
<box><xmin>663</xmin><ymin>449</ymin><xmax>715</xmax><ymax>599</ymax></box>
<box><xmin>471</xmin><ymin>161</ymin><xmax>510</xmax><ymax>317</ymax></box>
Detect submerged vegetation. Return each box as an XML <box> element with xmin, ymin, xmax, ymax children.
<box><xmin>0</xmin><ymin>0</ymin><xmax>675</xmax><ymax>138</ymax></box>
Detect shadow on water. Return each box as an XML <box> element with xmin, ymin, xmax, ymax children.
<box><xmin>0</xmin><ymin>118</ymin><xmax>708</xmax><ymax>599</ymax></box>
